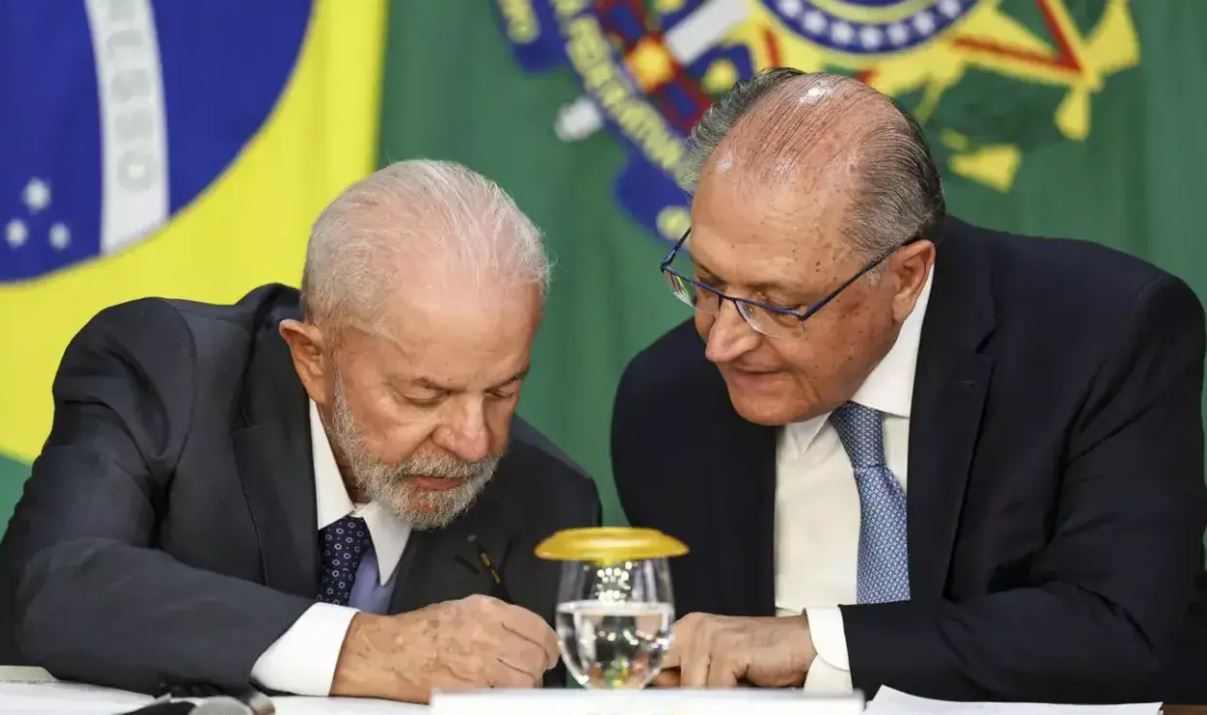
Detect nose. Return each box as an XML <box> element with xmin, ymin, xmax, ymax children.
<box><xmin>703</xmin><ymin>300</ymin><xmax>762</xmax><ymax>364</ymax></box>
<box><xmin>431</xmin><ymin>397</ymin><xmax>491</xmax><ymax>463</ymax></box>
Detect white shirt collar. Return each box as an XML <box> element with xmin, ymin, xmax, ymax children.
<box><xmin>781</xmin><ymin>268</ymin><xmax>935</xmax><ymax>456</ymax></box>
<box><xmin>310</xmin><ymin>401</ymin><xmax>412</xmax><ymax>585</ymax></box>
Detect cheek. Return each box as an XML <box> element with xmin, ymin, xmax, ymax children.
<box><xmin>356</xmin><ymin>394</ymin><xmax>438</xmax><ymax>463</ymax></box>
<box><xmin>483</xmin><ymin>395</ymin><xmax>519</xmax><ymax>452</ymax></box>
<box><xmin>694</xmin><ymin>310</ymin><xmax>714</xmax><ymax>340</ymax></box>
<box><xmin>790</xmin><ymin>305</ymin><xmax>891</xmax><ymax>386</ymax></box>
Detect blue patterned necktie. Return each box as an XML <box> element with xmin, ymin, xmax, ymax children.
<box><xmin>317</xmin><ymin>515</ymin><xmax>372</xmax><ymax>606</ymax></box>
<box><xmin>829</xmin><ymin>402</ymin><xmax>911</xmax><ymax>604</ymax></box>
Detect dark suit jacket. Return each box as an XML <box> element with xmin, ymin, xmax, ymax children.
<box><xmin>612</xmin><ymin>217</ymin><xmax>1207</xmax><ymax>703</ymax></box>
<box><xmin>0</xmin><ymin>284</ymin><xmax>599</xmax><ymax>695</ymax></box>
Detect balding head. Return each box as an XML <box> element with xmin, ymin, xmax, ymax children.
<box><xmin>687</xmin><ymin>69</ymin><xmax>944</xmax><ymax>257</ymax></box>
<box><xmin>676</xmin><ymin>69</ymin><xmax>940</xmax><ymax>426</ymax></box>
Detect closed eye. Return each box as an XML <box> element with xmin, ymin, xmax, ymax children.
<box><xmin>404</xmin><ymin>393</ymin><xmax>446</xmax><ymax>407</ymax></box>
<box><xmin>488</xmin><ymin>382</ymin><xmax>522</xmax><ymax>401</ymax></box>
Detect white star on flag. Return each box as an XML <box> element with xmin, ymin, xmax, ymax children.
<box><xmin>776</xmin><ymin>0</ymin><xmax>803</xmax><ymax>18</ymax></box>
<box><xmin>22</xmin><ymin>178</ymin><xmax>52</xmax><ymax>213</ymax></box>
<box><xmin>802</xmin><ymin>10</ymin><xmax>827</xmax><ymax>34</ymax></box>
<box><xmin>913</xmin><ymin>11</ymin><xmax>936</xmax><ymax>36</ymax></box>
<box><xmin>887</xmin><ymin>23</ymin><xmax>909</xmax><ymax>45</ymax></box>
<box><xmin>939</xmin><ymin>0</ymin><xmax>962</xmax><ymax>19</ymax></box>
<box><xmin>5</xmin><ymin>219</ymin><xmax>27</xmax><ymax>248</ymax></box>
<box><xmin>830</xmin><ymin>21</ymin><xmax>855</xmax><ymax>45</ymax></box>
<box><xmin>49</xmin><ymin>222</ymin><xmax>71</xmax><ymax>251</ymax></box>
<box><xmin>859</xmin><ymin>25</ymin><xmax>883</xmax><ymax>50</ymax></box>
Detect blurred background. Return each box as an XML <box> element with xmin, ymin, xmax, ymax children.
<box><xmin>1</xmin><ymin>0</ymin><xmax>1205</xmax><ymax>527</ymax></box>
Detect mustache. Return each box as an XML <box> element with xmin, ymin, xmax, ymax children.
<box><xmin>393</xmin><ymin>451</ymin><xmax>502</xmax><ymax>480</ymax></box>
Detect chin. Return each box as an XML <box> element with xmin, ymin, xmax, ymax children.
<box><xmin>725</xmin><ymin>386</ymin><xmax>808</xmax><ymax>427</ymax></box>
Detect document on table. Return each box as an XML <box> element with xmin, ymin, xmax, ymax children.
<box><xmin>866</xmin><ymin>686</ymin><xmax>1161</xmax><ymax>715</ymax></box>
<box><xmin>0</xmin><ymin>666</ymin><xmax>427</xmax><ymax>714</ymax></box>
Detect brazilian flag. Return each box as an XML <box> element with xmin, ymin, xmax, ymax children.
<box><xmin>3</xmin><ymin>0</ymin><xmax>1206</xmax><ymax>526</ymax></box>
<box><xmin>0</xmin><ymin>1</ymin><xmax>387</xmax><ymax>519</ymax></box>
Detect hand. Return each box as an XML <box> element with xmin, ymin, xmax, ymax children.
<box><xmin>653</xmin><ymin>613</ymin><xmax>817</xmax><ymax>688</ymax></box>
<box><xmin>330</xmin><ymin>594</ymin><xmax>560</xmax><ymax>703</ymax></box>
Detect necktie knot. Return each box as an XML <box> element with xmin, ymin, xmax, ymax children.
<box><xmin>829</xmin><ymin>402</ymin><xmax>886</xmax><ymax>470</ymax></box>
<box><xmin>318</xmin><ymin>515</ymin><xmax>372</xmax><ymax>606</ymax></box>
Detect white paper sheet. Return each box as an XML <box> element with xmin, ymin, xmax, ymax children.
<box><xmin>0</xmin><ymin>680</ymin><xmax>154</xmax><ymax>713</ymax></box>
<box><xmin>866</xmin><ymin>686</ymin><xmax>1161</xmax><ymax>715</ymax></box>
<box><xmin>273</xmin><ymin>695</ymin><xmax>428</xmax><ymax>713</ymax></box>
<box><xmin>0</xmin><ymin>667</ymin><xmax>429</xmax><ymax>713</ymax></box>
<box><xmin>430</xmin><ymin>688</ymin><xmax>864</xmax><ymax>714</ymax></box>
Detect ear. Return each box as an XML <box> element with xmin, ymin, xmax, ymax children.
<box><xmin>889</xmin><ymin>239</ymin><xmax>936</xmax><ymax>324</ymax></box>
<box><xmin>279</xmin><ymin>319</ymin><xmax>334</xmax><ymax>408</ymax></box>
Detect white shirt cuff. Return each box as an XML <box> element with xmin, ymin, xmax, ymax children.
<box><xmin>802</xmin><ymin>606</ymin><xmax>853</xmax><ymax>695</ymax></box>
<box><xmin>251</xmin><ymin>603</ymin><xmax>358</xmax><ymax>696</ymax></box>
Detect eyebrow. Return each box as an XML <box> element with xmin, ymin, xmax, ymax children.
<box><xmin>692</xmin><ymin>256</ymin><xmax>806</xmax><ymax>300</ymax></box>
<box><xmin>411</xmin><ymin>367</ymin><xmax>530</xmax><ymax>393</ymax></box>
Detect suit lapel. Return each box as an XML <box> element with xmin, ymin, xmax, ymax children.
<box><xmin>389</xmin><ymin>480</ymin><xmax>512</xmax><ymax>612</ymax></box>
<box><xmin>232</xmin><ymin>299</ymin><xmax>319</xmax><ymax>598</ymax></box>
<box><xmin>702</xmin><ymin>371</ymin><xmax>778</xmax><ymax>617</ymax></box>
<box><xmin>907</xmin><ymin>218</ymin><xmax>996</xmax><ymax>604</ymax></box>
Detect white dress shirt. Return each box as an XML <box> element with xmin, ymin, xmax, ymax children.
<box><xmin>775</xmin><ymin>272</ymin><xmax>933</xmax><ymax>694</ymax></box>
<box><xmin>250</xmin><ymin>401</ymin><xmax>413</xmax><ymax>695</ymax></box>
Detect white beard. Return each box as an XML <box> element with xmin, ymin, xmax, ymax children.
<box><xmin>328</xmin><ymin>379</ymin><xmax>500</xmax><ymax>530</ymax></box>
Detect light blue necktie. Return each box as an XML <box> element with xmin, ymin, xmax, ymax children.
<box><xmin>829</xmin><ymin>402</ymin><xmax>911</xmax><ymax>604</ymax></box>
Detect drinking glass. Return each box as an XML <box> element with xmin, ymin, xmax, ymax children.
<box><xmin>536</xmin><ymin>527</ymin><xmax>688</xmax><ymax>689</ymax></box>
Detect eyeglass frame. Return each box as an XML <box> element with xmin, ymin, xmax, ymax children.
<box><xmin>658</xmin><ymin>228</ymin><xmax>921</xmax><ymax>338</ymax></box>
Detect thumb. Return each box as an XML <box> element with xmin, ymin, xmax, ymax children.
<box><xmin>661</xmin><ymin>639</ymin><xmax>682</xmax><ymax>670</ymax></box>
<box><xmin>652</xmin><ymin>668</ymin><xmax>682</xmax><ymax>688</ymax></box>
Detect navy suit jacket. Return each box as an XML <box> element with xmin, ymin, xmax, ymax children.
<box><xmin>0</xmin><ymin>285</ymin><xmax>599</xmax><ymax>694</ymax></box>
<box><xmin>612</xmin><ymin>217</ymin><xmax>1207</xmax><ymax>703</ymax></box>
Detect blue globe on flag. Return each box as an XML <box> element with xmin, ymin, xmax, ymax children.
<box><xmin>0</xmin><ymin>0</ymin><xmax>311</xmax><ymax>283</ymax></box>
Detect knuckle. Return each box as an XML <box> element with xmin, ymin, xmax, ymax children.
<box><xmin>464</xmin><ymin>593</ymin><xmax>493</xmax><ymax>610</ymax></box>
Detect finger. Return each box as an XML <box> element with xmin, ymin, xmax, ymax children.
<box><xmin>498</xmin><ymin>604</ymin><xmax>560</xmax><ymax>668</ymax></box>
<box><xmin>651</xmin><ymin>668</ymin><xmax>681</xmax><ymax>688</ymax></box>
<box><xmin>495</xmin><ymin>635</ymin><xmax>549</xmax><ymax>680</ymax></box>
<box><xmin>670</xmin><ymin>616</ymin><xmax>709</xmax><ymax>688</ymax></box>
<box><xmin>663</xmin><ymin>614</ymin><xmax>698</xmax><ymax>671</ymax></box>
<box><xmin>706</xmin><ymin>655</ymin><xmax>740</xmax><ymax>688</ymax></box>
<box><xmin>680</xmin><ymin>646</ymin><xmax>711</xmax><ymax>688</ymax></box>
<box><xmin>487</xmin><ymin>657</ymin><xmax>541</xmax><ymax>689</ymax></box>
<box><xmin>661</xmin><ymin>640</ymin><xmax>681</xmax><ymax>670</ymax></box>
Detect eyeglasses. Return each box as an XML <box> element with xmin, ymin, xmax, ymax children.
<box><xmin>659</xmin><ymin>228</ymin><xmax>914</xmax><ymax>340</ymax></box>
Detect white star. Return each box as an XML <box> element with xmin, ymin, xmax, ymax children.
<box><xmin>49</xmin><ymin>222</ymin><xmax>70</xmax><ymax>251</ymax></box>
<box><xmin>913</xmin><ymin>11</ymin><xmax>936</xmax><ymax>36</ymax></box>
<box><xmin>859</xmin><ymin>25</ymin><xmax>883</xmax><ymax>50</ymax></box>
<box><xmin>938</xmin><ymin>0</ymin><xmax>962</xmax><ymax>18</ymax></box>
<box><xmin>887</xmin><ymin>23</ymin><xmax>910</xmax><ymax>45</ymax></box>
<box><xmin>802</xmin><ymin>10</ymin><xmax>827</xmax><ymax>34</ymax></box>
<box><xmin>830</xmin><ymin>21</ymin><xmax>855</xmax><ymax>45</ymax></box>
<box><xmin>777</xmin><ymin>0</ymin><xmax>803</xmax><ymax>18</ymax></box>
<box><xmin>5</xmin><ymin>219</ymin><xmax>27</xmax><ymax>248</ymax></box>
<box><xmin>22</xmin><ymin>178</ymin><xmax>51</xmax><ymax>213</ymax></box>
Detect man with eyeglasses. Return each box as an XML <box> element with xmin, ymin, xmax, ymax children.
<box><xmin>612</xmin><ymin>69</ymin><xmax>1207</xmax><ymax>703</ymax></box>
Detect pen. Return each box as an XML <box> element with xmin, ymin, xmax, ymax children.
<box><xmin>467</xmin><ymin>534</ymin><xmax>513</xmax><ymax>604</ymax></box>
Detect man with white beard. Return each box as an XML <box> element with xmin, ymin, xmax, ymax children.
<box><xmin>0</xmin><ymin>160</ymin><xmax>600</xmax><ymax>704</ymax></box>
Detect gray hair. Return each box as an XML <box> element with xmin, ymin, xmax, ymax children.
<box><xmin>685</xmin><ymin>69</ymin><xmax>946</xmax><ymax>258</ymax></box>
<box><xmin>301</xmin><ymin>160</ymin><xmax>550</xmax><ymax>334</ymax></box>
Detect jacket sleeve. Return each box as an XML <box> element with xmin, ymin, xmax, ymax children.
<box><xmin>843</xmin><ymin>275</ymin><xmax>1207</xmax><ymax>702</ymax></box>
<box><xmin>0</xmin><ymin>300</ymin><xmax>312</xmax><ymax>694</ymax></box>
